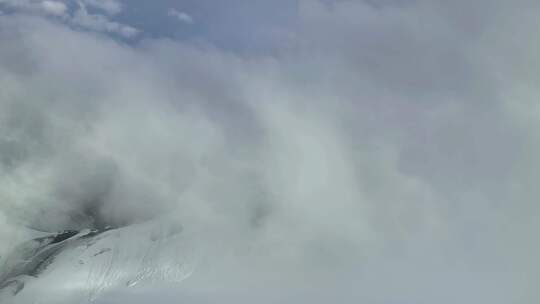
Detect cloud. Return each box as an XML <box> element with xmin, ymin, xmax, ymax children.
<box><xmin>72</xmin><ymin>1</ymin><xmax>138</xmax><ymax>38</ymax></box>
<box><xmin>0</xmin><ymin>0</ymin><xmax>138</xmax><ymax>38</ymax></box>
<box><xmin>1</xmin><ymin>0</ymin><xmax>540</xmax><ymax>303</ymax></box>
<box><xmin>0</xmin><ymin>0</ymin><xmax>67</xmax><ymax>16</ymax></box>
<box><xmin>41</xmin><ymin>0</ymin><xmax>67</xmax><ymax>16</ymax></box>
<box><xmin>167</xmin><ymin>8</ymin><xmax>193</xmax><ymax>24</ymax></box>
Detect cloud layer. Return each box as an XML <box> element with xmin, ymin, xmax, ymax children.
<box><xmin>1</xmin><ymin>0</ymin><xmax>540</xmax><ymax>303</ymax></box>
<box><xmin>0</xmin><ymin>0</ymin><xmax>137</xmax><ymax>37</ymax></box>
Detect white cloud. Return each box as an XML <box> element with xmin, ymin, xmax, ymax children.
<box><xmin>2</xmin><ymin>1</ymin><xmax>540</xmax><ymax>303</ymax></box>
<box><xmin>167</xmin><ymin>8</ymin><xmax>193</xmax><ymax>24</ymax></box>
<box><xmin>0</xmin><ymin>0</ymin><xmax>67</xmax><ymax>16</ymax></box>
<box><xmin>41</xmin><ymin>1</ymin><xmax>67</xmax><ymax>16</ymax></box>
<box><xmin>71</xmin><ymin>2</ymin><xmax>138</xmax><ymax>38</ymax></box>
<box><xmin>0</xmin><ymin>0</ymin><xmax>137</xmax><ymax>38</ymax></box>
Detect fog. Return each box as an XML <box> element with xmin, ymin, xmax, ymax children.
<box><xmin>1</xmin><ymin>1</ymin><xmax>540</xmax><ymax>303</ymax></box>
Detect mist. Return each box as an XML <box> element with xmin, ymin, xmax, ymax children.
<box><xmin>1</xmin><ymin>1</ymin><xmax>540</xmax><ymax>303</ymax></box>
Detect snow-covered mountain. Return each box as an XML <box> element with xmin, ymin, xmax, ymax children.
<box><xmin>0</xmin><ymin>220</ymin><xmax>195</xmax><ymax>304</ymax></box>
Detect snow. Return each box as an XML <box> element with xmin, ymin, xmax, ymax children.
<box><xmin>0</xmin><ymin>219</ymin><xmax>196</xmax><ymax>304</ymax></box>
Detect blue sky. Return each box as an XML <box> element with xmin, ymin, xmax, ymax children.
<box><xmin>0</xmin><ymin>0</ymin><xmax>299</xmax><ymax>52</ymax></box>
<box><xmin>119</xmin><ymin>0</ymin><xmax>298</xmax><ymax>51</ymax></box>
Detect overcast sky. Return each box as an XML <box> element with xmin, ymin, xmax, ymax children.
<box><xmin>1</xmin><ymin>0</ymin><xmax>540</xmax><ymax>303</ymax></box>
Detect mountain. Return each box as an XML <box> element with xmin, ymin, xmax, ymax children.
<box><xmin>0</xmin><ymin>220</ymin><xmax>193</xmax><ymax>304</ymax></box>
